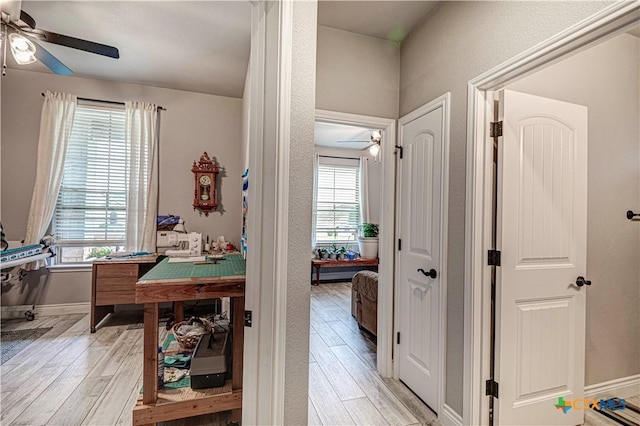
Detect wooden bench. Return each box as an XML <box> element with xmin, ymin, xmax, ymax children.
<box><xmin>310</xmin><ymin>257</ymin><xmax>378</xmax><ymax>286</ymax></box>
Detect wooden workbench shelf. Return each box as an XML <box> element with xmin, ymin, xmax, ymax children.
<box><xmin>133</xmin><ymin>255</ymin><xmax>245</xmax><ymax>425</ymax></box>
<box><xmin>132</xmin><ymin>382</ymin><xmax>242</xmax><ymax>425</ymax></box>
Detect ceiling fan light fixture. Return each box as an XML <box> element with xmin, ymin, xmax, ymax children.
<box><xmin>9</xmin><ymin>33</ymin><xmax>36</xmax><ymax>65</ymax></box>
<box><xmin>369</xmin><ymin>143</ymin><xmax>380</xmax><ymax>157</ymax></box>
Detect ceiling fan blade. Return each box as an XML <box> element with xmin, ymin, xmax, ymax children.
<box><xmin>30</xmin><ymin>28</ymin><xmax>119</xmax><ymax>59</ymax></box>
<box><xmin>28</xmin><ymin>37</ymin><xmax>73</xmax><ymax>75</ymax></box>
<box><xmin>19</xmin><ymin>10</ymin><xmax>36</xmax><ymax>29</ymax></box>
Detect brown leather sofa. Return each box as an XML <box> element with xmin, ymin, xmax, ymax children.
<box><xmin>351</xmin><ymin>270</ymin><xmax>378</xmax><ymax>336</ymax></box>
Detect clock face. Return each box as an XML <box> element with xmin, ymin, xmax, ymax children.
<box><xmin>199</xmin><ymin>175</ymin><xmax>211</xmax><ymax>186</ymax></box>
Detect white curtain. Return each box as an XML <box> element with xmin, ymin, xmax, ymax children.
<box><xmin>311</xmin><ymin>152</ymin><xmax>320</xmax><ymax>249</ymax></box>
<box><xmin>24</xmin><ymin>91</ymin><xmax>77</xmax><ymax>258</ymax></box>
<box><xmin>359</xmin><ymin>156</ymin><xmax>370</xmax><ymax>225</ymax></box>
<box><xmin>124</xmin><ymin>101</ymin><xmax>158</xmax><ymax>252</ymax></box>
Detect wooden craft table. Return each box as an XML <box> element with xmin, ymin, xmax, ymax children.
<box><xmin>311</xmin><ymin>257</ymin><xmax>379</xmax><ymax>286</ymax></box>
<box><xmin>91</xmin><ymin>254</ymin><xmax>159</xmax><ymax>333</ymax></box>
<box><xmin>132</xmin><ymin>255</ymin><xmax>245</xmax><ymax>426</ymax></box>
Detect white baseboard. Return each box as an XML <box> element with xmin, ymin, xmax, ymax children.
<box><xmin>1</xmin><ymin>302</ymin><xmax>90</xmax><ymax>319</ymax></box>
<box><xmin>585</xmin><ymin>374</ymin><xmax>640</xmax><ymax>399</ymax></box>
<box><xmin>441</xmin><ymin>403</ymin><xmax>463</xmax><ymax>426</ymax></box>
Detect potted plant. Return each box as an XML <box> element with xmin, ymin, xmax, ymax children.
<box><xmin>358</xmin><ymin>223</ymin><xmax>379</xmax><ymax>259</ymax></box>
<box><xmin>317</xmin><ymin>247</ymin><xmax>329</xmax><ymax>260</ymax></box>
<box><xmin>328</xmin><ymin>244</ymin><xmax>338</xmax><ymax>260</ymax></box>
<box><xmin>337</xmin><ymin>246</ymin><xmax>347</xmax><ymax>260</ymax></box>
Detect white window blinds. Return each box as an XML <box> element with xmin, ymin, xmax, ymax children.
<box><xmin>53</xmin><ymin>104</ymin><xmax>127</xmax><ymax>247</ymax></box>
<box><xmin>315</xmin><ymin>162</ymin><xmax>360</xmax><ymax>244</ymax></box>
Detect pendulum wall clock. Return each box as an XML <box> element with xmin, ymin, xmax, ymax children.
<box><xmin>192</xmin><ymin>152</ymin><xmax>219</xmax><ymax>216</ymax></box>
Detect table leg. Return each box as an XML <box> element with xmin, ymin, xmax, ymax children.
<box><xmin>173</xmin><ymin>301</ymin><xmax>184</xmax><ymax>323</ymax></box>
<box><xmin>90</xmin><ymin>305</ymin><xmax>114</xmax><ymax>333</ymax></box>
<box><xmin>230</xmin><ymin>409</ymin><xmax>242</xmax><ymax>424</ymax></box>
<box><xmin>315</xmin><ymin>265</ymin><xmax>321</xmax><ymax>286</ymax></box>
<box><xmin>231</xmin><ymin>295</ymin><xmax>244</xmax><ymax>423</ymax></box>
<box><xmin>143</xmin><ymin>303</ymin><xmax>159</xmax><ymax>405</ymax></box>
<box><xmin>232</xmin><ymin>296</ymin><xmax>244</xmax><ymax>389</ymax></box>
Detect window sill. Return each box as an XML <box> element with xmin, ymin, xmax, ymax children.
<box><xmin>47</xmin><ymin>264</ymin><xmax>92</xmax><ymax>273</ymax></box>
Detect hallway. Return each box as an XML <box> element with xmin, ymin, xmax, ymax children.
<box><xmin>308</xmin><ymin>282</ymin><xmax>438</xmax><ymax>425</ymax></box>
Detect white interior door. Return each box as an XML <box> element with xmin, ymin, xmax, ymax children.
<box><xmin>496</xmin><ymin>90</ymin><xmax>588</xmax><ymax>425</ymax></box>
<box><xmin>397</xmin><ymin>95</ymin><xmax>448</xmax><ymax>414</ymax></box>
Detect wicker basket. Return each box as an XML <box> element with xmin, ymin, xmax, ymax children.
<box><xmin>171</xmin><ymin>317</ymin><xmax>213</xmax><ymax>350</ymax></box>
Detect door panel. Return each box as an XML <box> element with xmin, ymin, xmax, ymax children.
<box><xmin>514</xmin><ymin>297</ymin><xmax>573</xmax><ymax>402</ymax></box>
<box><xmin>398</xmin><ymin>99</ymin><xmax>446</xmax><ymax>413</ymax></box>
<box><xmin>409</xmin><ymin>133</ymin><xmax>434</xmax><ymax>257</ymax></box>
<box><xmin>408</xmin><ymin>280</ymin><xmax>433</xmax><ymax>372</ymax></box>
<box><xmin>496</xmin><ymin>90</ymin><xmax>587</xmax><ymax>426</ymax></box>
<box><xmin>517</xmin><ymin>118</ymin><xmax>575</xmax><ymax>267</ymax></box>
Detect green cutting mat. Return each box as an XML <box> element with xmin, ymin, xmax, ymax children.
<box><xmin>141</xmin><ymin>254</ymin><xmax>246</xmax><ymax>281</ymax></box>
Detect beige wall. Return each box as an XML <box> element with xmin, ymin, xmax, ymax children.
<box><xmin>316</xmin><ymin>25</ymin><xmax>400</xmax><ymax>119</ymax></box>
<box><xmin>509</xmin><ymin>33</ymin><xmax>640</xmax><ymax>386</ymax></box>
<box><xmin>400</xmin><ymin>1</ymin><xmax>611</xmax><ymax>414</ymax></box>
<box><xmin>1</xmin><ymin>69</ymin><xmax>242</xmax><ymax>306</ymax></box>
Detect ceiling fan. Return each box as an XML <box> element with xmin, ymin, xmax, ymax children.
<box><xmin>1</xmin><ymin>0</ymin><xmax>119</xmax><ymax>76</ymax></box>
<box><xmin>337</xmin><ymin>130</ymin><xmax>382</xmax><ymax>155</ymax></box>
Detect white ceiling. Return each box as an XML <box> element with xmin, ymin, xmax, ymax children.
<box><xmin>318</xmin><ymin>1</ymin><xmax>441</xmax><ymax>42</ymax></box>
<box><xmin>3</xmin><ymin>1</ymin><xmax>441</xmax><ymax>98</ymax></box>
<box><xmin>315</xmin><ymin>121</ymin><xmax>380</xmax><ymax>150</ymax></box>
<box><xmin>5</xmin><ymin>2</ymin><xmax>635</xmax><ymax>100</ymax></box>
<box><xmin>7</xmin><ymin>1</ymin><xmax>252</xmax><ymax>98</ymax></box>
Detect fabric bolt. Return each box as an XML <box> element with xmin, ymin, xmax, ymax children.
<box><xmin>164</xmin><ymin>354</ymin><xmax>191</xmax><ymax>369</ymax></box>
<box><xmin>164</xmin><ymin>367</ymin><xmax>188</xmax><ymax>383</ymax></box>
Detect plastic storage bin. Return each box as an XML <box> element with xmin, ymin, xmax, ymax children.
<box><xmin>189</xmin><ymin>331</ymin><xmax>228</xmax><ymax>389</ymax></box>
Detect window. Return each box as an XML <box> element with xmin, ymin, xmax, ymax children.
<box><xmin>314</xmin><ymin>160</ymin><xmax>360</xmax><ymax>245</ymax></box>
<box><xmin>53</xmin><ymin>104</ymin><xmax>127</xmax><ymax>263</ymax></box>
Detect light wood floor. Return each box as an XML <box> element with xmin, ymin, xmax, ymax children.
<box><xmin>0</xmin><ymin>311</ymin><xmax>228</xmax><ymax>425</ymax></box>
<box><xmin>309</xmin><ymin>282</ymin><xmax>438</xmax><ymax>426</ymax></box>
<box><xmin>0</xmin><ymin>281</ymin><xmax>436</xmax><ymax>425</ymax></box>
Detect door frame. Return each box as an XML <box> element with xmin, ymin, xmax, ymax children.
<box><xmin>395</xmin><ymin>93</ymin><xmax>450</xmax><ymax>418</ymax></box>
<box><xmin>315</xmin><ymin>109</ymin><xmax>396</xmax><ymax>378</ymax></box>
<box><xmin>463</xmin><ymin>2</ymin><xmax>640</xmax><ymax>425</ymax></box>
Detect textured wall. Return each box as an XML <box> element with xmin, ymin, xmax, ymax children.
<box><xmin>284</xmin><ymin>1</ymin><xmax>317</xmax><ymax>424</ymax></box>
<box><xmin>400</xmin><ymin>1</ymin><xmax>611</xmax><ymax>414</ymax></box>
<box><xmin>316</xmin><ymin>26</ymin><xmax>400</xmax><ymax>119</ymax></box>
<box><xmin>1</xmin><ymin>69</ymin><xmax>242</xmax><ymax>306</ymax></box>
<box><xmin>509</xmin><ymin>33</ymin><xmax>640</xmax><ymax>386</ymax></box>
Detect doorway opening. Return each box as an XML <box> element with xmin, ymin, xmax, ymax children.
<box><xmin>464</xmin><ymin>3</ymin><xmax>640</xmax><ymax>425</ymax></box>
<box><xmin>308</xmin><ymin>111</ymin><xmax>437</xmax><ymax>424</ymax></box>
<box><xmin>313</xmin><ymin>109</ymin><xmax>397</xmax><ymax>377</ymax></box>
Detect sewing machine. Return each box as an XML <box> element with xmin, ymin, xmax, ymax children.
<box><xmin>157</xmin><ymin>231</ymin><xmax>202</xmax><ymax>256</ymax></box>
